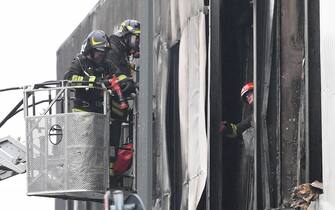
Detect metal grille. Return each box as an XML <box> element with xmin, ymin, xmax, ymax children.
<box><xmin>26</xmin><ymin>112</ymin><xmax>109</xmax><ymax>199</ymax></box>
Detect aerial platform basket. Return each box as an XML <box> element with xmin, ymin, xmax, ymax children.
<box><xmin>24</xmin><ymin>81</ymin><xmax>110</xmax><ymax>201</ymax></box>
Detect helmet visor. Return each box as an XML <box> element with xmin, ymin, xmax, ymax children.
<box><xmin>95</xmin><ymin>47</ymin><xmax>106</xmax><ymax>52</ymax></box>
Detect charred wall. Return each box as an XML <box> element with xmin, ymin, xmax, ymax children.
<box><xmin>166</xmin><ymin>43</ymin><xmax>182</xmax><ymax>210</ymax></box>
<box><xmin>209</xmin><ymin>0</ymin><xmax>223</xmax><ymax>209</ymax></box>
<box><xmin>211</xmin><ymin>0</ymin><xmax>322</xmax><ymax>209</ymax></box>
<box><xmin>307</xmin><ymin>0</ymin><xmax>322</xmax><ymax>183</ymax></box>
<box><xmin>280</xmin><ymin>0</ymin><xmax>305</xmax><ymax>204</ymax></box>
<box><xmin>256</xmin><ymin>0</ymin><xmax>322</xmax><ymax>208</ymax></box>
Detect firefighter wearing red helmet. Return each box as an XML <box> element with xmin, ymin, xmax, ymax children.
<box><xmin>240</xmin><ymin>82</ymin><xmax>254</xmax><ymax>105</ymax></box>
<box><xmin>219</xmin><ymin>82</ymin><xmax>254</xmax><ymax>138</ymax></box>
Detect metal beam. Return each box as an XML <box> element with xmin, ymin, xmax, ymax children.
<box><xmin>253</xmin><ymin>0</ymin><xmax>258</xmax><ymax>209</ymax></box>
<box><xmin>307</xmin><ymin>0</ymin><xmax>322</xmax><ymax>183</ymax></box>
<box><xmin>138</xmin><ymin>0</ymin><xmax>153</xmax><ymax>208</ymax></box>
<box><xmin>304</xmin><ymin>0</ymin><xmax>310</xmax><ymax>183</ymax></box>
<box><xmin>208</xmin><ymin>0</ymin><xmax>223</xmax><ymax>209</ymax></box>
<box><xmin>280</xmin><ymin>0</ymin><xmax>305</xmax><ymax>203</ymax></box>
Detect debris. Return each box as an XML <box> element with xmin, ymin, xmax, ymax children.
<box><xmin>310</xmin><ymin>180</ymin><xmax>323</xmax><ymax>190</ymax></box>
<box><xmin>289</xmin><ymin>181</ymin><xmax>323</xmax><ymax>209</ymax></box>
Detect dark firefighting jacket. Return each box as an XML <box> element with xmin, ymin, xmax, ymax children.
<box><xmin>106</xmin><ymin>34</ymin><xmax>137</xmax><ymax>119</ymax></box>
<box><xmin>64</xmin><ymin>54</ymin><xmax>109</xmax><ymax>113</ymax></box>
<box><xmin>106</xmin><ymin>34</ymin><xmax>132</xmax><ymax>76</ymax></box>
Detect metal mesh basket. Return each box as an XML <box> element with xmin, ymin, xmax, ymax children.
<box><xmin>26</xmin><ymin>112</ymin><xmax>109</xmax><ymax>200</ymax></box>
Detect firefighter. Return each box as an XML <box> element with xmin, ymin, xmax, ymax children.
<box><xmin>118</xmin><ymin>19</ymin><xmax>140</xmax><ymax>59</ymax></box>
<box><xmin>218</xmin><ymin>82</ymin><xmax>255</xmax><ymax>210</ymax></box>
<box><xmin>104</xmin><ymin>19</ymin><xmax>140</xmax><ymax>121</ymax></box>
<box><xmin>219</xmin><ymin>82</ymin><xmax>254</xmax><ymax>138</ymax></box>
<box><xmin>105</xmin><ymin>19</ymin><xmax>140</xmax><ymax>76</ymax></box>
<box><xmin>105</xmin><ymin>20</ymin><xmax>140</xmax><ymax>178</ymax></box>
<box><xmin>64</xmin><ymin>30</ymin><xmax>111</xmax><ymax>113</ymax></box>
<box><xmin>104</xmin><ymin>19</ymin><xmax>140</xmax><ymax>131</ymax></box>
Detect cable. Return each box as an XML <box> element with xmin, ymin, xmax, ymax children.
<box><xmin>0</xmin><ymin>80</ymin><xmax>63</xmax><ymax>94</ymax></box>
<box><xmin>0</xmin><ymin>79</ymin><xmax>104</xmax><ymax>128</ymax></box>
<box><xmin>0</xmin><ymin>98</ymin><xmax>65</xmax><ymax>128</ymax></box>
<box><xmin>0</xmin><ymin>82</ymin><xmax>59</xmax><ymax>128</ymax></box>
<box><xmin>0</xmin><ymin>99</ymin><xmax>24</xmax><ymax>128</ymax></box>
<box><xmin>14</xmin><ymin>99</ymin><xmax>63</xmax><ymax>116</ymax></box>
<box><xmin>0</xmin><ymin>87</ymin><xmax>23</xmax><ymax>93</ymax></box>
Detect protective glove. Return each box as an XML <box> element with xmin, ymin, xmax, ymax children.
<box><xmin>219</xmin><ymin>121</ymin><xmax>238</xmax><ymax>138</ymax></box>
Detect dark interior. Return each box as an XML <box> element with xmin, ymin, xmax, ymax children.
<box><xmin>220</xmin><ymin>0</ymin><xmax>253</xmax><ymax>209</ymax></box>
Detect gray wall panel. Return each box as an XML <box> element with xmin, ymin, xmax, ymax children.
<box><xmin>56</xmin><ymin>0</ymin><xmax>139</xmax><ymax>80</ymax></box>
<box><xmin>280</xmin><ymin>0</ymin><xmax>305</xmax><ymax>204</ymax></box>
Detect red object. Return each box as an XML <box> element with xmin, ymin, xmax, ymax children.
<box><xmin>113</xmin><ymin>143</ymin><xmax>133</xmax><ymax>174</ymax></box>
<box><xmin>219</xmin><ymin>121</ymin><xmax>228</xmax><ymax>134</ymax></box>
<box><xmin>119</xmin><ymin>102</ymin><xmax>128</xmax><ymax>110</ymax></box>
<box><xmin>240</xmin><ymin>82</ymin><xmax>254</xmax><ymax>99</ymax></box>
<box><xmin>109</xmin><ymin>76</ymin><xmax>128</xmax><ymax>110</ymax></box>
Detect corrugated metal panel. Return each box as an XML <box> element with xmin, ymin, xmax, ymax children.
<box><xmin>178</xmin><ymin>12</ymin><xmax>207</xmax><ymax>210</ymax></box>
<box><xmin>208</xmin><ymin>0</ymin><xmax>223</xmax><ymax>209</ymax></box>
<box><xmin>255</xmin><ymin>0</ymin><xmax>276</xmax><ymax>208</ymax></box>
<box><xmin>254</xmin><ymin>0</ymin><xmax>320</xmax><ymax>209</ymax></box>
<box><xmin>279</xmin><ymin>0</ymin><xmax>306</xmax><ymax>205</ymax></box>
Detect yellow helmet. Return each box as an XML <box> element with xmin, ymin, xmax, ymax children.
<box><xmin>119</xmin><ymin>19</ymin><xmax>140</xmax><ymax>36</ymax></box>
<box><xmin>82</xmin><ymin>30</ymin><xmax>110</xmax><ymax>55</ymax></box>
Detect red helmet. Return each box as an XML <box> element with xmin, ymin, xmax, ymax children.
<box><xmin>241</xmin><ymin>82</ymin><xmax>254</xmax><ymax>100</ymax></box>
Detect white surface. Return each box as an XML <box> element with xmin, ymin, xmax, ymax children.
<box><xmin>320</xmin><ymin>0</ymin><xmax>335</xmax><ymax>209</ymax></box>
<box><xmin>178</xmin><ymin>12</ymin><xmax>207</xmax><ymax>210</ymax></box>
<box><xmin>153</xmin><ymin>42</ymin><xmax>171</xmax><ymax>210</ymax></box>
<box><xmin>308</xmin><ymin>195</ymin><xmax>324</xmax><ymax>210</ymax></box>
<box><xmin>0</xmin><ymin>1</ymin><xmax>99</xmax><ymax>210</ymax></box>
